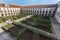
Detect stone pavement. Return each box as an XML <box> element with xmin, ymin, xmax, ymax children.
<box><xmin>0</xmin><ymin>32</ymin><xmax>16</xmax><ymax>40</ymax></box>
<box><xmin>51</xmin><ymin>17</ymin><xmax>60</xmax><ymax>40</ymax></box>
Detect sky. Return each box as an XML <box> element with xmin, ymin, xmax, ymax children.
<box><xmin>0</xmin><ymin>0</ymin><xmax>60</xmax><ymax>6</ymax></box>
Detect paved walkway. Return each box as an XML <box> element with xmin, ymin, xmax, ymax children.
<box><xmin>0</xmin><ymin>15</ymin><xmax>32</xmax><ymax>40</ymax></box>
<box><xmin>17</xmin><ymin>22</ymin><xmax>56</xmax><ymax>38</ymax></box>
<box><xmin>51</xmin><ymin>17</ymin><xmax>60</xmax><ymax>40</ymax></box>
<box><xmin>0</xmin><ymin>32</ymin><xmax>16</xmax><ymax>40</ymax></box>
<box><xmin>15</xmin><ymin>15</ymin><xmax>33</xmax><ymax>22</ymax></box>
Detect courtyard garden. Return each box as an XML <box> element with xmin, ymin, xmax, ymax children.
<box><xmin>2</xmin><ymin>23</ymin><xmax>26</xmax><ymax>37</ymax></box>
<box><xmin>17</xmin><ymin>29</ymin><xmax>55</xmax><ymax>40</ymax></box>
<box><xmin>2</xmin><ymin>22</ymin><xmax>55</xmax><ymax>40</ymax></box>
<box><xmin>2</xmin><ymin>14</ymin><xmax>56</xmax><ymax>40</ymax></box>
<box><xmin>20</xmin><ymin>15</ymin><xmax>52</xmax><ymax>33</ymax></box>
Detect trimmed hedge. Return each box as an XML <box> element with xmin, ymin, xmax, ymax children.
<box><xmin>21</xmin><ymin>15</ymin><xmax>52</xmax><ymax>33</ymax></box>
<box><xmin>0</xmin><ymin>14</ymin><xmax>28</xmax><ymax>23</ymax></box>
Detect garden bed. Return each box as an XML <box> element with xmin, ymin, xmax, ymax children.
<box><xmin>18</xmin><ymin>29</ymin><xmax>33</xmax><ymax>40</ymax></box>
<box><xmin>17</xmin><ymin>29</ymin><xmax>54</xmax><ymax>40</ymax></box>
<box><xmin>2</xmin><ymin>23</ymin><xmax>14</xmax><ymax>30</ymax></box>
<box><xmin>21</xmin><ymin>15</ymin><xmax>52</xmax><ymax>33</ymax></box>
<box><xmin>2</xmin><ymin>23</ymin><xmax>26</xmax><ymax>37</ymax></box>
<box><xmin>8</xmin><ymin>25</ymin><xmax>26</xmax><ymax>36</ymax></box>
<box><xmin>38</xmin><ymin>34</ymin><xmax>55</xmax><ymax>40</ymax></box>
<box><xmin>2</xmin><ymin>22</ymin><xmax>55</xmax><ymax>40</ymax></box>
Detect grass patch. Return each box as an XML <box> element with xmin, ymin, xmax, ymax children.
<box><xmin>2</xmin><ymin>23</ymin><xmax>13</xmax><ymax>30</ymax></box>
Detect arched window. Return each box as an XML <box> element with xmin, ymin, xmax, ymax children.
<box><xmin>5</xmin><ymin>14</ymin><xmax>7</xmax><ymax>16</ymax></box>
<box><xmin>40</xmin><ymin>11</ymin><xmax>41</xmax><ymax>13</ymax></box>
<box><xmin>46</xmin><ymin>11</ymin><xmax>47</xmax><ymax>13</ymax></box>
<box><xmin>8</xmin><ymin>13</ymin><xmax>10</xmax><ymax>16</ymax></box>
<box><xmin>43</xmin><ymin>11</ymin><xmax>44</xmax><ymax>13</ymax></box>
<box><xmin>49</xmin><ymin>11</ymin><xmax>51</xmax><ymax>13</ymax></box>
<box><xmin>8</xmin><ymin>10</ymin><xmax>9</xmax><ymax>12</ymax></box>
<box><xmin>53</xmin><ymin>11</ymin><xmax>55</xmax><ymax>13</ymax></box>
<box><xmin>37</xmin><ymin>11</ymin><xmax>39</xmax><ymax>13</ymax></box>
<box><xmin>4</xmin><ymin>10</ymin><xmax>6</xmax><ymax>12</ymax></box>
<box><xmin>0</xmin><ymin>10</ymin><xmax>2</xmax><ymax>13</ymax></box>
<box><xmin>1</xmin><ymin>14</ymin><xmax>4</xmax><ymax>16</ymax></box>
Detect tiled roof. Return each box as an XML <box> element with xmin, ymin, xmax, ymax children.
<box><xmin>9</xmin><ymin>5</ymin><xmax>22</xmax><ymax>8</ymax></box>
<box><xmin>21</xmin><ymin>4</ymin><xmax>57</xmax><ymax>8</ymax></box>
<box><xmin>0</xmin><ymin>4</ymin><xmax>4</xmax><ymax>7</ymax></box>
<box><xmin>0</xmin><ymin>4</ymin><xmax>57</xmax><ymax>8</ymax></box>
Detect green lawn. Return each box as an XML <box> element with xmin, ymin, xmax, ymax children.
<box><xmin>2</xmin><ymin>23</ymin><xmax>13</xmax><ymax>30</ymax></box>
